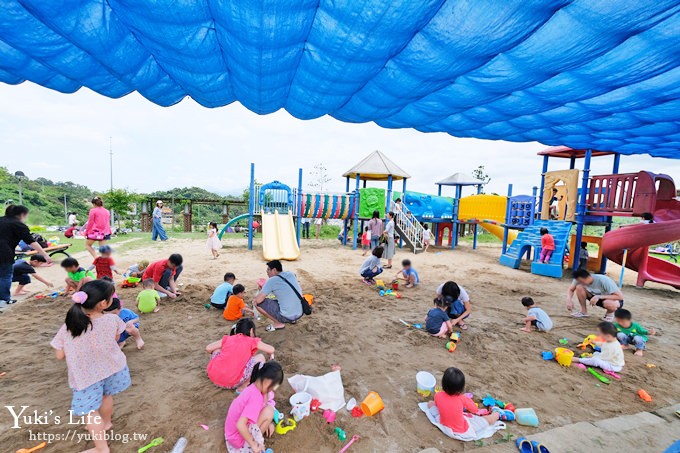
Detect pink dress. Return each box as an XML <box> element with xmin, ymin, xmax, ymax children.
<box><xmin>206</xmin><ymin>228</ymin><xmax>222</xmax><ymax>251</ymax></box>
<box><xmin>85</xmin><ymin>206</ymin><xmax>111</xmax><ymax>240</ymax></box>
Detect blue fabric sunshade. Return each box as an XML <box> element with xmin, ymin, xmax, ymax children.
<box><xmin>1</xmin><ymin>0</ymin><xmax>680</xmax><ymax>158</ymax></box>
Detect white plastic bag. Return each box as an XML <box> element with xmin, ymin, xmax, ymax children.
<box><xmin>288</xmin><ymin>370</ymin><xmax>346</xmax><ymax>412</ymax></box>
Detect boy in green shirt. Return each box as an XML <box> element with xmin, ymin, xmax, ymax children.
<box><xmin>614</xmin><ymin>308</ymin><xmax>656</xmax><ymax>357</ymax></box>
<box><xmin>61</xmin><ymin>257</ymin><xmax>95</xmax><ymax>293</ymax></box>
<box><xmin>137</xmin><ymin>278</ymin><xmax>161</xmax><ymax>313</ymax></box>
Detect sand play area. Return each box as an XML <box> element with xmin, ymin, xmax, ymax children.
<box><xmin>1</xmin><ymin>237</ymin><xmax>679</xmax><ymax>452</ymax></box>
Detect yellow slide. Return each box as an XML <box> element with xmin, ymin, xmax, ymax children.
<box><xmin>261</xmin><ymin>210</ymin><xmax>300</xmax><ymax>261</ymax></box>
<box><xmin>458</xmin><ymin>194</ymin><xmax>517</xmax><ymax>244</ymax></box>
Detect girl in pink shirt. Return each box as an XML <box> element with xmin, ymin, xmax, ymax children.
<box><xmin>224</xmin><ymin>361</ymin><xmax>282</xmax><ymax>453</ymax></box>
<box><xmin>539</xmin><ymin>227</ymin><xmax>555</xmax><ymax>264</ymax></box>
<box><xmin>428</xmin><ymin>367</ymin><xmax>499</xmax><ymax>438</ymax></box>
<box><xmin>206</xmin><ymin>318</ymin><xmax>275</xmax><ymax>392</ymax></box>
<box><xmin>85</xmin><ymin>196</ymin><xmax>112</xmax><ymax>259</ymax></box>
<box><xmin>51</xmin><ymin>280</ymin><xmax>130</xmax><ymax>453</ymax></box>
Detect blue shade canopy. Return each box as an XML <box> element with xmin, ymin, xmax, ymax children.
<box><xmin>2</xmin><ymin>1</ymin><xmax>680</xmax><ymax>159</ymax></box>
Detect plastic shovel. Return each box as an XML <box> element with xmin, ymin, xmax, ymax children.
<box><xmin>338</xmin><ymin>435</ymin><xmax>360</xmax><ymax>453</ymax></box>
<box><xmin>16</xmin><ymin>442</ymin><xmax>46</xmax><ymax>453</ymax></box>
<box><xmin>138</xmin><ymin>437</ymin><xmax>164</xmax><ymax>453</ymax></box>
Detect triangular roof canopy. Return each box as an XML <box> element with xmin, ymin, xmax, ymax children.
<box><xmin>436</xmin><ymin>173</ymin><xmax>484</xmax><ymax>186</ymax></box>
<box><xmin>343</xmin><ymin>150</ymin><xmax>411</xmax><ymax>181</ymax></box>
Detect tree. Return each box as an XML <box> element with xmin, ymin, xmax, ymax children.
<box><xmin>308</xmin><ymin>163</ymin><xmax>332</xmax><ymax>193</ymax></box>
<box><xmin>105</xmin><ymin>189</ymin><xmax>138</xmax><ymax>229</ymax></box>
<box><xmin>472</xmin><ymin>165</ymin><xmax>491</xmax><ymax>194</ymax></box>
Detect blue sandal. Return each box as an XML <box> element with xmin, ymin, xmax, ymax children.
<box><xmin>531</xmin><ymin>440</ymin><xmax>550</xmax><ymax>453</ymax></box>
<box><xmin>516</xmin><ymin>437</ymin><xmax>532</xmax><ymax>453</ymax></box>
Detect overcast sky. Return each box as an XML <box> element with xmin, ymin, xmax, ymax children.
<box><xmin>1</xmin><ymin>83</ymin><xmax>679</xmax><ymax>200</ymax></box>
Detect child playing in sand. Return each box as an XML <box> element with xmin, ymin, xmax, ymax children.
<box><xmin>137</xmin><ymin>278</ymin><xmax>161</xmax><ymax>313</ymax></box>
<box><xmin>12</xmin><ymin>255</ymin><xmax>53</xmax><ymax>295</ymax></box>
<box><xmin>579</xmin><ymin>242</ymin><xmax>589</xmax><ymax>269</ymax></box>
<box><xmin>125</xmin><ymin>260</ymin><xmax>149</xmax><ymax>278</ymax></box>
<box><xmin>426</xmin><ymin>297</ymin><xmax>454</xmax><ymax>337</ymax></box>
<box><xmin>104</xmin><ymin>297</ymin><xmax>144</xmax><ymax>350</ymax></box>
<box><xmin>361</xmin><ymin>227</ymin><xmax>371</xmax><ymax>256</ymax></box>
<box><xmin>223</xmin><ymin>284</ymin><xmax>255</xmax><ymax>321</ymax></box>
<box><xmin>88</xmin><ymin>245</ymin><xmax>120</xmax><ymax>279</ymax></box>
<box><xmin>423</xmin><ymin>224</ymin><xmax>431</xmax><ymax>252</ymax></box>
<box><xmin>396</xmin><ymin>259</ymin><xmax>420</xmax><ymax>288</ymax></box>
<box><xmin>424</xmin><ymin>367</ymin><xmax>500</xmax><ymax>440</ymax></box>
<box><xmin>520</xmin><ymin>297</ymin><xmax>553</xmax><ymax>333</ymax></box>
<box><xmin>50</xmin><ymin>280</ymin><xmax>130</xmax><ymax>453</ymax></box>
<box><xmin>211</xmin><ymin>272</ymin><xmax>236</xmax><ymax>309</ymax></box>
<box><xmin>224</xmin><ymin>361</ymin><xmax>282</xmax><ymax>453</ymax></box>
<box><xmin>539</xmin><ymin>227</ymin><xmax>555</xmax><ymax>263</ymax></box>
<box><xmin>572</xmin><ymin>322</ymin><xmax>625</xmax><ymax>372</ymax></box>
<box><xmin>207</xmin><ymin>222</ymin><xmax>222</xmax><ymax>259</ymax></box>
<box><xmin>207</xmin><ymin>318</ymin><xmax>275</xmax><ymax>390</ymax></box>
<box><xmin>614</xmin><ymin>308</ymin><xmax>656</xmax><ymax>357</ymax></box>
<box><xmin>359</xmin><ymin>246</ymin><xmax>384</xmax><ymax>284</ymax></box>
<box><xmin>61</xmin><ymin>257</ymin><xmax>95</xmax><ymax>293</ymax></box>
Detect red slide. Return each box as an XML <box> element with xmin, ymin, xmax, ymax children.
<box><xmin>602</xmin><ymin>198</ymin><xmax>680</xmax><ymax>290</ymax></box>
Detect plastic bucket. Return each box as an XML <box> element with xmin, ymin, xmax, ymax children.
<box><xmin>360</xmin><ymin>391</ymin><xmax>384</xmax><ymax>416</ymax></box>
<box><xmin>554</xmin><ymin>347</ymin><xmax>574</xmax><ymax>367</ymax></box>
<box><xmin>289</xmin><ymin>392</ymin><xmax>312</xmax><ymax>421</ymax></box>
<box><xmin>127</xmin><ymin>276</ymin><xmax>141</xmax><ymax>283</ymax></box>
<box><xmin>391</xmin><ymin>281</ymin><xmax>399</xmax><ymax>290</ymax></box>
<box><xmin>416</xmin><ymin>371</ymin><xmax>436</xmax><ymax>397</ymax></box>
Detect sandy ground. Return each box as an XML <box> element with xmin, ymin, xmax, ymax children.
<box><xmin>1</xmin><ymin>237</ymin><xmax>679</xmax><ymax>452</ymax></box>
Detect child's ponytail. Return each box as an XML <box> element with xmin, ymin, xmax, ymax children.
<box><xmin>250</xmin><ymin>361</ymin><xmax>284</xmax><ymax>386</ymax></box>
<box><xmin>230</xmin><ymin>318</ymin><xmax>256</xmax><ymax>336</ymax></box>
<box><xmin>65</xmin><ymin>280</ymin><xmax>115</xmax><ymax>337</ymax></box>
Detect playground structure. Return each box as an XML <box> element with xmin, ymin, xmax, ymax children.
<box><xmin>498</xmin><ymin>147</ymin><xmax>680</xmax><ymax>289</ymax></box>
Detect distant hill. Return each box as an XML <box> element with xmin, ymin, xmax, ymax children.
<box><xmin>0</xmin><ymin>167</ymin><xmax>246</xmax><ymax>226</ymax></box>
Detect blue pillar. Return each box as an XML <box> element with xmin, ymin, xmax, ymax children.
<box><xmin>296</xmin><ymin>168</ymin><xmax>302</xmax><ymax>247</ymax></box>
<box><xmin>353</xmin><ymin>174</ymin><xmax>360</xmax><ymax>250</ymax></box>
<box><xmin>573</xmin><ymin>149</ymin><xmax>592</xmax><ymax>270</ymax></box>
<box><xmin>437</xmin><ymin>184</ymin><xmax>442</xmax><ymax>196</ymax></box>
<box><xmin>386</xmin><ymin>175</ymin><xmax>393</xmax><ymax>217</ymax></box>
<box><xmin>472</xmin><ymin>224</ymin><xmax>478</xmax><ymax>250</ymax></box>
<box><xmin>402</xmin><ymin>178</ymin><xmax>407</xmax><ymax>195</ymax></box>
<box><xmin>569</xmin><ymin>157</ymin><xmax>576</xmax><ymax>169</ymax></box>
<box><xmin>248</xmin><ymin>163</ymin><xmax>255</xmax><ymax>251</ymax></box>
<box><xmin>452</xmin><ymin>185</ymin><xmax>461</xmax><ymax>250</ymax></box>
<box><xmin>537</xmin><ymin>155</ymin><xmax>549</xmax><ymax>219</ymax></box>
<box><xmin>502</xmin><ymin>184</ymin><xmax>513</xmax><ymax>254</ymax></box>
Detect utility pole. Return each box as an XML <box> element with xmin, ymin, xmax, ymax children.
<box><xmin>64</xmin><ymin>194</ymin><xmax>68</xmax><ymax>223</ymax></box>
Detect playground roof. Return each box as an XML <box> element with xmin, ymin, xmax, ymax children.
<box><xmin>436</xmin><ymin>173</ymin><xmax>485</xmax><ymax>187</ymax></box>
<box><xmin>537</xmin><ymin>146</ymin><xmax>618</xmax><ymax>159</ymax></box>
<box><xmin>2</xmin><ymin>3</ymin><xmax>680</xmax><ymax>159</ymax></box>
<box><xmin>343</xmin><ymin>150</ymin><xmax>411</xmax><ymax>181</ymax></box>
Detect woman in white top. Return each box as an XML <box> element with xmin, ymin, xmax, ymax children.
<box><xmin>383</xmin><ymin>211</ymin><xmax>396</xmax><ymax>268</ymax></box>
<box><xmin>68</xmin><ymin>212</ymin><xmax>78</xmax><ymax>227</ymax></box>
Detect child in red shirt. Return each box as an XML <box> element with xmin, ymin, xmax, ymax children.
<box><xmin>361</xmin><ymin>227</ymin><xmax>371</xmax><ymax>256</ymax></box>
<box><xmin>539</xmin><ymin>227</ymin><xmax>555</xmax><ymax>264</ymax></box>
<box><xmin>428</xmin><ymin>367</ymin><xmax>499</xmax><ymax>437</ymax></box>
<box><xmin>88</xmin><ymin>245</ymin><xmax>120</xmax><ymax>279</ymax></box>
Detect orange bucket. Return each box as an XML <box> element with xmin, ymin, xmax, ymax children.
<box><xmin>360</xmin><ymin>391</ymin><xmax>384</xmax><ymax>416</ymax></box>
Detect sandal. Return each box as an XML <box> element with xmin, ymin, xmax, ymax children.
<box><xmin>265</xmin><ymin>324</ymin><xmax>284</xmax><ymax>332</ymax></box>
<box><xmin>602</xmin><ymin>313</ymin><xmax>614</xmax><ymax>322</ymax></box>
<box><xmin>570</xmin><ymin>312</ymin><xmax>590</xmax><ymax>318</ymax></box>
<box><xmin>459</xmin><ymin>322</ymin><xmax>468</xmax><ymax>331</ymax></box>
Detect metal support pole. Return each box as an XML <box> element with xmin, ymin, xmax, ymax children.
<box><xmin>619</xmin><ymin>249</ymin><xmax>628</xmax><ymax>288</ymax></box>
<box><xmin>537</xmin><ymin>155</ymin><xmax>549</xmax><ymax>218</ymax></box>
<box><xmin>502</xmin><ymin>184</ymin><xmax>513</xmax><ymax>254</ymax></box>
<box><xmin>353</xmin><ymin>174</ymin><xmax>360</xmax><ymax>250</ymax></box>
<box><xmin>573</xmin><ymin>149</ymin><xmax>592</xmax><ymax>269</ymax></box>
<box><xmin>472</xmin><ymin>224</ymin><xmax>478</xmax><ymax>250</ymax></box>
<box><xmin>296</xmin><ymin>168</ymin><xmax>302</xmax><ymax>247</ymax></box>
<box><xmin>452</xmin><ymin>185</ymin><xmax>461</xmax><ymax>250</ymax></box>
<box><xmin>386</xmin><ymin>175</ymin><xmax>393</xmax><ymax>217</ymax></box>
<box><xmin>601</xmin><ymin>154</ymin><xmax>621</xmax><ymax>274</ymax></box>
<box><xmin>248</xmin><ymin>163</ymin><xmax>255</xmax><ymax>251</ymax></box>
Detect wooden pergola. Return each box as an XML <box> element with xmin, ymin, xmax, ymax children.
<box><xmin>140</xmin><ymin>197</ymin><xmax>247</xmax><ymax>232</ymax></box>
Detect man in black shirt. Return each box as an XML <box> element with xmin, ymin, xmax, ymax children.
<box><xmin>0</xmin><ymin>205</ymin><xmax>52</xmax><ymax>306</ymax></box>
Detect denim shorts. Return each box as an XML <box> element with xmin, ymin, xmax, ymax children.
<box><xmin>71</xmin><ymin>366</ymin><xmax>131</xmax><ymax>415</ymax></box>
<box><xmin>118</xmin><ymin>323</ymin><xmax>139</xmax><ymax>343</ymax></box>
<box><xmin>258</xmin><ymin>298</ymin><xmax>299</xmax><ymax>324</ymax></box>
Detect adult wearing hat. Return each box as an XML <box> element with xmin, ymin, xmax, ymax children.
<box><xmin>152</xmin><ymin>200</ymin><xmax>168</xmax><ymax>241</ymax></box>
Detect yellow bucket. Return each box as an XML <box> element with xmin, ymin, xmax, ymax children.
<box><xmin>555</xmin><ymin>347</ymin><xmax>574</xmax><ymax>367</ymax></box>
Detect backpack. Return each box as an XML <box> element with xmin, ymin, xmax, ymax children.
<box><xmin>31</xmin><ymin>233</ymin><xmax>49</xmax><ymax>248</ymax></box>
<box><xmin>276</xmin><ymin>275</ymin><xmax>312</xmax><ymax>316</ymax></box>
